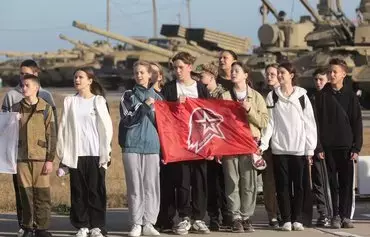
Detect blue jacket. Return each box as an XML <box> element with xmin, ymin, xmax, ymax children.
<box><xmin>118</xmin><ymin>85</ymin><xmax>162</xmax><ymax>154</ymax></box>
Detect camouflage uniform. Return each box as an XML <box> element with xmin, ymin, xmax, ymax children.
<box><xmin>13</xmin><ymin>98</ymin><xmax>56</xmax><ymax>230</ymax></box>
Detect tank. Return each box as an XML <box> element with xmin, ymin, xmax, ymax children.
<box><xmin>292</xmin><ymin>0</ymin><xmax>370</xmax><ymax>108</ymax></box>
<box><xmin>246</xmin><ymin>0</ymin><xmax>315</xmax><ymax>91</ymax></box>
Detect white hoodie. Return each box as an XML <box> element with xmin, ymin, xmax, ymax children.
<box><xmin>259</xmin><ymin>86</ymin><xmax>317</xmax><ymax>156</ymax></box>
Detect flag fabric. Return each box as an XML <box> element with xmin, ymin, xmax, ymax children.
<box><xmin>0</xmin><ymin>112</ymin><xmax>19</xmax><ymax>174</ymax></box>
<box><xmin>155</xmin><ymin>98</ymin><xmax>257</xmax><ymax>164</ymax></box>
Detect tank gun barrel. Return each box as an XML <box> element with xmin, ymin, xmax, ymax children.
<box><xmin>59</xmin><ymin>34</ymin><xmax>106</xmax><ymax>55</ymax></box>
<box><xmin>299</xmin><ymin>0</ymin><xmax>323</xmax><ymax>22</ymax></box>
<box><xmin>261</xmin><ymin>0</ymin><xmax>279</xmax><ymax>19</ymax></box>
<box><xmin>72</xmin><ymin>20</ymin><xmax>174</xmax><ymax>58</ymax></box>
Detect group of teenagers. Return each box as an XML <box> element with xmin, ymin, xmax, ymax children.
<box><xmin>0</xmin><ymin>48</ymin><xmax>363</xmax><ymax>237</ymax></box>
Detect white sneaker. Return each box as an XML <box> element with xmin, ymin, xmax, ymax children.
<box><xmin>143</xmin><ymin>224</ymin><xmax>160</xmax><ymax>236</ymax></box>
<box><xmin>76</xmin><ymin>228</ymin><xmax>89</xmax><ymax>237</ymax></box>
<box><xmin>174</xmin><ymin>218</ymin><xmax>191</xmax><ymax>235</ymax></box>
<box><xmin>281</xmin><ymin>222</ymin><xmax>292</xmax><ymax>231</ymax></box>
<box><xmin>292</xmin><ymin>222</ymin><xmax>304</xmax><ymax>231</ymax></box>
<box><xmin>17</xmin><ymin>229</ymin><xmax>24</xmax><ymax>237</ymax></box>
<box><xmin>129</xmin><ymin>224</ymin><xmax>142</xmax><ymax>237</ymax></box>
<box><xmin>90</xmin><ymin>228</ymin><xmax>104</xmax><ymax>237</ymax></box>
<box><xmin>192</xmin><ymin>220</ymin><xmax>211</xmax><ymax>234</ymax></box>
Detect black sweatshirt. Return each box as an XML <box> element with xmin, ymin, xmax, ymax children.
<box><xmin>315</xmin><ymin>83</ymin><xmax>363</xmax><ymax>153</ymax></box>
<box><xmin>162</xmin><ymin>79</ymin><xmax>210</xmax><ymax>101</ymax></box>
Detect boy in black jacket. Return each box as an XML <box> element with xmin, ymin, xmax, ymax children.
<box><xmin>157</xmin><ymin>52</ymin><xmax>210</xmax><ymax>235</ymax></box>
<box><xmin>315</xmin><ymin>58</ymin><xmax>363</xmax><ymax>229</ymax></box>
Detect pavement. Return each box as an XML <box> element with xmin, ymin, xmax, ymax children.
<box><xmin>1</xmin><ymin>203</ymin><xmax>370</xmax><ymax>237</ymax></box>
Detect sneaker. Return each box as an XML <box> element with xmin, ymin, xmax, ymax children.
<box><xmin>292</xmin><ymin>222</ymin><xmax>304</xmax><ymax>231</ymax></box>
<box><xmin>331</xmin><ymin>216</ymin><xmax>341</xmax><ymax>229</ymax></box>
<box><xmin>128</xmin><ymin>224</ymin><xmax>142</xmax><ymax>237</ymax></box>
<box><xmin>269</xmin><ymin>218</ymin><xmax>279</xmax><ymax>228</ymax></box>
<box><xmin>76</xmin><ymin>228</ymin><xmax>89</xmax><ymax>237</ymax></box>
<box><xmin>192</xmin><ymin>220</ymin><xmax>210</xmax><ymax>234</ymax></box>
<box><xmin>341</xmin><ymin>218</ymin><xmax>355</xmax><ymax>228</ymax></box>
<box><xmin>231</xmin><ymin>219</ymin><xmax>244</xmax><ymax>233</ymax></box>
<box><xmin>143</xmin><ymin>224</ymin><xmax>160</xmax><ymax>236</ymax></box>
<box><xmin>90</xmin><ymin>228</ymin><xmax>104</xmax><ymax>237</ymax></box>
<box><xmin>22</xmin><ymin>229</ymin><xmax>34</xmax><ymax>237</ymax></box>
<box><xmin>281</xmin><ymin>222</ymin><xmax>292</xmax><ymax>231</ymax></box>
<box><xmin>316</xmin><ymin>215</ymin><xmax>330</xmax><ymax>227</ymax></box>
<box><xmin>35</xmin><ymin>230</ymin><xmax>53</xmax><ymax>237</ymax></box>
<box><xmin>174</xmin><ymin>218</ymin><xmax>191</xmax><ymax>235</ymax></box>
<box><xmin>242</xmin><ymin>219</ymin><xmax>255</xmax><ymax>232</ymax></box>
<box><xmin>209</xmin><ymin>219</ymin><xmax>220</xmax><ymax>231</ymax></box>
<box><xmin>18</xmin><ymin>229</ymin><xmax>25</xmax><ymax>237</ymax></box>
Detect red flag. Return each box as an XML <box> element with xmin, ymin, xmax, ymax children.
<box><xmin>155</xmin><ymin>98</ymin><xmax>257</xmax><ymax>163</ymax></box>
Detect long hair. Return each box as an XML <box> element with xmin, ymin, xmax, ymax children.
<box><xmin>150</xmin><ymin>62</ymin><xmax>167</xmax><ymax>89</ymax></box>
<box><xmin>74</xmin><ymin>68</ymin><xmax>106</xmax><ymax>98</ymax></box>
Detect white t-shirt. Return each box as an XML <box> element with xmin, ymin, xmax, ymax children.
<box><xmin>176</xmin><ymin>81</ymin><xmax>198</xmax><ymax>98</ymax></box>
<box><xmin>235</xmin><ymin>90</ymin><xmax>247</xmax><ymax>101</ymax></box>
<box><xmin>75</xmin><ymin>95</ymin><xmax>99</xmax><ymax>156</ymax></box>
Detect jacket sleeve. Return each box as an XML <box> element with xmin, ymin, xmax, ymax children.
<box><xmin>96</xmin><ymin>96</ymin><xmax>113</xmax><ymax>165</ymax></box>
<box><xmin>247</xmin><ymin>92</ymin><xmax>269</xmax><ymax>130</ymax></box>
<box><xmin>303</xmin><ymin>94</ymin><xmax>317</xmax><ymax>156</ymax></box>
<box><xmin>259</xmin><ymin>92</ymin><xmax>274</xmax><ymax>152</ymax></box>
<box><xmin>40</xmin><ymin>89</ymin><xmax>59</xmax><ymax>135</ymax></box>
<box><xmin>45</xmin><ymin>106</ymin><xmax>57</xmax><ymax>162</ymax></box>
<box><xmin>1</xmin><ymin>93</ymin><xmax>11</xmax><ymax>112</ymax></box>
<box><xmin>119</xmin><ymin>90</ymin><xmax>151</xmax><ymax>128</ymax></box>
<box><xmin>311</xmin><ymin>95</ymin><xmax>323</xmax><ymax>154</ymax></box>
<box><xmin>350</xmin><ymin>95</ymin><xmax>363</xmax><ymax>153</ymax></box>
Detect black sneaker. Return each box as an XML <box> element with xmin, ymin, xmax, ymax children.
<box><xmin>331</xmin><ymin>216</ymin><xmax>341</xmax><ymax>229</ymax></box>
<box><xmin>316</xmin><ymin>215</ymin><xmax>330</xmax><ymax>227</ymax></box>
<box><xmin>232</xmin><ymin>219</ymin><xmax>244</xmax><ymax>233</ymax></box>
<box><xmin>209</xmin><ymin>219</ymin><xmax>220</xmax><ymax>231</ymax></box>
<box><xmin>242</xmin><ymin>219</ymin><xmax>255</xmax><ymax>232</ymax></box>
<box><xmin>35</xmin><ymin>230</ymin><xmax>52</xmax><ymax>237</ymax></box>
<box><xmin>341</xmin><ymin>218</ymin><xmax>354</xmax><ymax>228</ymax></box>
<box><xmin>269</xmin><ymin>218</ymin><xmax>279</xmax><ymax>228</ymax></box>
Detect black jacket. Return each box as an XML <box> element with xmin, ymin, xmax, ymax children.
<box><xmin>162</xmin><ymin>79</ymin><xmax>210</xmax><ymax>101</ymax></box>
<box><xmin>315</xmin><ymin>83</ymin><xmax>363</xmax><ymax>153</ymax></box>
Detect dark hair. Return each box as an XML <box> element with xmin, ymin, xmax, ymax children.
<box><xmin>220</xmin><ymin>50</ymin><xmax>238</xmax><ymax>61</ymax></box>
<box><xmin>278</xmin><ymin>61</ymin><xmax>297</xmax><ymax>85</ymax></box>
<box><xmin>265</xmin><ymin>63</ymin><xmax>279</xmax><ymax>72</ymax></box>
<box><xmin>231</xmin><ymin>61</ymin><xmax>253</xmax><ymax>88</ymax></box>
<box><xmin>20</xmin><ymin>59</ymin><xmax>40</xmax><ymax>73</ymax></box>
<box><xmin>74</xmin><ymin>68</ymin><xmax>105</xmax><ymax>98</ymax></box>
<box><xmin>171</xmin><ymin>51</ymin><xmax>196</xmax><ymax>65</ymax></box>
<box><xmin>329</xmin><ymin>58</ymin><xmax>348</xmax><ymax>73</ymax></box>
<box><xmin>312</xmin><ymin>67</ymin><xmax>328</xmax><ymax>77</ymax></box>
<box><xmin>22</xmin><ymin>74</ymin><xmax>40</xmax><ymax>85</ymax></box>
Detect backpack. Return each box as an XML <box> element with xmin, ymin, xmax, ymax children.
<box><xmin>267</xmin><ymin>90</ymin><xmax>306</xmax><ymax>111</ymax></box>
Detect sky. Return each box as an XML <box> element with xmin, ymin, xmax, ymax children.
<box><xmin>0</xmin><ymin>0</ymin><xmax>361</xmax><ymax>59</ymax></box>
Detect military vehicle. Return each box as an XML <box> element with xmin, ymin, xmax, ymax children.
<box><xmin>247</xmin><ymin>0</ymin><xmax>315</xmax><ymax>91</ymax></box>
<box><xmin>72</xmin><ymin>21</ymin><xmax>251</xmax><ymax>89</ymax></box>
<box><xmin>292</xmin><ymin>0</ymin><xmax>370</xmax><ymax>108</ymax></box>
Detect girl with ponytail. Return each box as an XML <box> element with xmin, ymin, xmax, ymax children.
<box><xmin>56</xmin><ymin>68</ymin><xmax>113</xmax><ymax>236</ymax></box>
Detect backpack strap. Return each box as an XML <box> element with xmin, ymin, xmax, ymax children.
<box><xmin>299</xmin><ymin>95</ymin><xmax>306</xmax><ymax>111</ymax></box>
<box><xmin>43</xmin><ymin>104</ymin><xmax>50</xmax><ymax>123</ymax></box>
<box><xmin>267</xmin><ymin>90</ymin><xmax>279</xmax><ymax>109</ymax></box>
<box><xmin>229</xmin><ymin>89</ymin><xmax>238</xmax><ymax>102</ymax></box>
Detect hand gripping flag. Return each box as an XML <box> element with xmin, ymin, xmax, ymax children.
<box><xmin>155</xmin><ymin>98</ymin><xmax>257</xmax><ymax>163</ymax></box>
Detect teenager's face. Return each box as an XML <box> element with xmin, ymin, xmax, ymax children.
<box><xmin>231</xmin><ymin>64</ymin><xmax>247</xmax><ymax>84</ymax></box>
<box><xmin>200</xmin><ymin>72</ymin><xmax>215</xmax><ymax>88</ymax></box>
<box><xmin>219</xmin><ymin>51</ymin><xmax>235</xmax><ymax>72</ymax></box>
<box><xmin>328</xmin><ymin>65</ymin><xmax>346</xmax><ymax>87</ymax></box>
<box><xmin>74</xmin><ymin>70</ymin><xmax>92</xmax><ymax>92</ymax></box>
<box><xmin>150</xmin><ymin>65</ymin><xmax>162</xmax><ymax>84</ymax></box>
<box><xmin>21</xmin><ymin>79</ymin><xmax>39</xmax><ymax>97</ymax></box>
<box><xmin>314</xmin><ymin>73</ymin><xmax>328</xmax><ymax>91</ymax></box>
<box><xmin>20</xmin><ymin>66</ymin><xmax>37</xmax><ymax>81</ymax></box>
<box><xmin>134</xmin><ymin>65</ymin><xmax>151</xmax><ymax>88</ymax></box>
<box><xmin>277</xmin><ymin>67</ymin><xmax>293</xmax><ymax>86</ymax></box>
<box><xmin>173</xmin><ymin>59</ymin><xmax>192</xmax><ymax>81</ymax></box>
<box><xmin>265</xmin><ymin>66</ymin><xmax>279</xmax><ymax>87</ymax></box>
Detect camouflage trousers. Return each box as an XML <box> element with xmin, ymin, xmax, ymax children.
<box><xmin>16</xmin><ymin>161</ymin><xmax>51</xmax><ymax>230</ymax></box>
